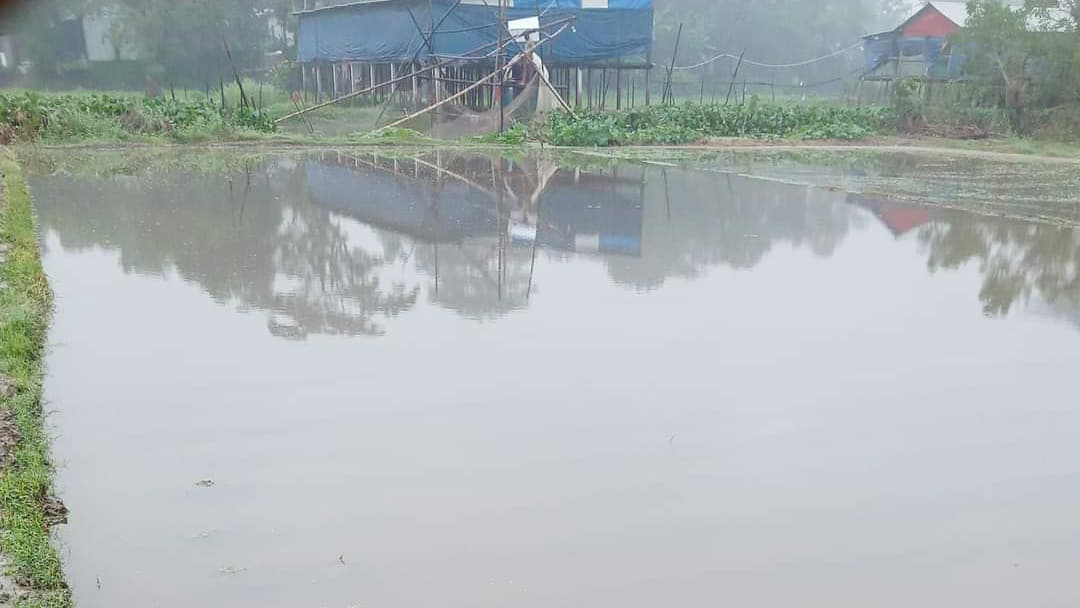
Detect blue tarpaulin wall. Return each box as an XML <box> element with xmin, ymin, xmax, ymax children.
<box><xmin>863</xmin><ymin>32</ymin><xmax>966</xmax><ymax>78</ymax></box>
<box><xmin>298</xmin><ymin>0</ymin><xmax>654</xmax><ymax>66</ymax></box>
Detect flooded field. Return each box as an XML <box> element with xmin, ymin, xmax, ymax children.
<box><xmin>27</xmin><ymin>148</ymin><xmax>1080</xmax><ymax>607</ymax></box>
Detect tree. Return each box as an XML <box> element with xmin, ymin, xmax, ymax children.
<box><xmin>958</xmin><ymin>1</ymin><xmax>1038</xmax><ymax>132</ymax></box>
<box><xmin>2</xmin><ymin>0</ymin><xmax>94</xmax><ymax>79</ymax></box>
<box><xmin>958</xmin><ymin>0</ymin><xmax>1080</xmax><ymax>134</ymax></box>
<box><xmin>88</xmin><ymin>0</ymin><xmax>279</xmax><ymax>85</ymax></box>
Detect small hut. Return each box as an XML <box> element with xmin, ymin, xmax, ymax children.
<box><xmin>294</xmin><ymin>0</ymin><xmax>654</xmax><ymax>111</ymax></box>
<box><xmin>862</xmin><ymin>2</ymin><xmax>971</xmax><ymax>81</ymax></box>
<box><xmin>862</xmin><ymin>1</ymin><xmax>1072</xmax><ymax>82</ymax></box>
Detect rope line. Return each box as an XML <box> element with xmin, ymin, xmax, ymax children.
<box><xmin>672</xmin><ymin>40</ymin><xmax>864</xmax><ymax>71</ymax></box>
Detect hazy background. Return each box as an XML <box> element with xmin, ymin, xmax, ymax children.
<box><xmin>0</xmin><ymin>0</ymin><xmax>911</xmax><ymax>92</ymax></box>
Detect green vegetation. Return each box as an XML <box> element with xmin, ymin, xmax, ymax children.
<box><xmin>0</xmin><ymin>152</ymin><xmax>70</xmax><ymax>607</ymax></box>
<box><xmin>940</xmin><ymin>1</ymin><xmax>1080</xmax><ymax>139</ymax></box>
<box><xmin>473</xmin><ymin>123</ymin><xmax>530</xmax><ymax>145</ymax></box>
<box><xmin>540</xmin><ymin>102</ymin><xmax>895</xmax><ymax>146</ymax></box>
<box><xmin>0</xmin><ymin>91</ymin><xmax>276</xmax><ymax>144</ymax></box>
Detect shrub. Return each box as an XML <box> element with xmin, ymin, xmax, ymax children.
<box><xmin>0</xmin><ymin>92</ymin><xmax>278</xmax><ymax>143</ymax></box>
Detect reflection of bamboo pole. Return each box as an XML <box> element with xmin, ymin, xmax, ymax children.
<box><xmin>412</xmin><ymin>155</ymin><xmax>496</xmax><ymax>198</ymax></box>
<box><xmin>526</xmin><ymin>189</ymin><xmax>544</xmax><ymax>300</ymax></box>
<box><xmin>377</xmin><ymin>23</ymin><xmax>571</xmax><ymax>133</ymax></box>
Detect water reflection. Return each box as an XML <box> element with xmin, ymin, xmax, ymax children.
<box><xmin>919</xmin><ymin>210</ymin><xmax>1080</xmax><ymax>316</ymax></box>
<box><xmin>27</xmin><ymin>150</ymin><xmax>1080</xmax><ymax>337</ymax></box>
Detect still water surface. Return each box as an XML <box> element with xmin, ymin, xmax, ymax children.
<box><xmin>28</xmin><ymin>150</ymin><xmax>1080</xmax><ymax>607</ymax></box>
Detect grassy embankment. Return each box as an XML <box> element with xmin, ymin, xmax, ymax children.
<box><xmin>3</xmin><ymin>87</ymin><xmax>1080</xmax><ymax>158</ymax></box>
<box><xmin>0</xmin><ymin>149</ymin><xmax>70</xmax><ymax>608</ymax></box>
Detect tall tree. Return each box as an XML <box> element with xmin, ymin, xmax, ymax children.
<box><xmin>92</xmin><ymin>0</ymin><xmax>273</xmax><ymax>85</ymax></box>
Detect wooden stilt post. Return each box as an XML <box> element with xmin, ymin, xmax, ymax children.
<box><xmin>603</xmin><ymin>69</ymin><xmax>610</xmax><ymax>110</ymax></box>
<box><xmin>300</xmin><ymin>62</ymin><xmax>308</xmax><ymax>103</ymax></box>
<box><xmin>349</xmin><ymin>63</ymin><xmax>355</xmax><ymax>105</ymax></box>
<box><xmin>389</xmin><ymin>63</ymin><xmax>397</xmax><ymax>104</ymax></box>
<box><xmin>645</xmin><ymin>53</ymin><xmax>652</xmax><ymax>106</ymax></box>
<box><xmin>575</xmin><ymin>68</ymin><xmax>582</xmax><ymax>109</ymax></box>
<box><xmin>586</xmin><ymin>68</ymin><xmax>593</xmax><ymax>110</ymax></box>
<box><xmin>413</xmin><ymin>62</ymin><xmax>420</xmax><ymax>105</ymax></box>
<box><xmin>616</xmin><ymin>65</ymin><xmax>622</xmax><ymax>110</ymax></box>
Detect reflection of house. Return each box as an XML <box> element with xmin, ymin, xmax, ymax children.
<box><xmin>848</xmin><ymin>193</ymin><xmax>932</xmax><ymax>237</ymax></box>
<box><xmin>862</xmin><ymin>1</ymin><xmax>1069</xmax><ymax>81</ymax></box>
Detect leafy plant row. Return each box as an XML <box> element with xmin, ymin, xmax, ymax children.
<box><xmin>541</xmin><ymin>101</ymin><xmax>896</xmax><ymax>146</ymax></box>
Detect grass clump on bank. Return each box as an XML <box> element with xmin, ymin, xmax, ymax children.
<box><xmin>0</xmin><ymin>151</ymin><xmax>70</xmax><ymax>607</ymax></box>
<box><xmin>0</xmin><ymin>91</ymin><xmax>276</xmax><ymax>144</ymax></box>
<box><xmin>540</xmin><ymin>101</ymin><xmax>895</xmax><ymax>146</ymax></box>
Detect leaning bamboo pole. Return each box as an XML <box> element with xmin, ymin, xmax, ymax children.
<box><xmin>532</xmin><ymin>57</ymin><xmax>576</xmax><ymax>117</ymax></box>
<box><xmin>275</xmin><ymin>62</ymin><xmax>440</xmax><ymax>124</ymax></box>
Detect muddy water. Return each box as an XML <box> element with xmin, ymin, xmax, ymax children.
<box><xmin>28</xmin><ymin>150</ymin><xmax>1080</xmax><ymax>607</ymax></box>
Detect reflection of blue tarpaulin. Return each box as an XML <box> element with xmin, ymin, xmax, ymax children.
<box><xmin>531</xmin><ymin>173</ymin><xmax>643</xmax><ymax>256</ymax></box>
<box><xmin>305</xmin><ymin>160</ymin><xmax>643</xmax><ymax>256</ymax></box>
<box><xmin>297</xmin><ymin>0</ymin><xmax>653</xmax><ymax>66</ymax></box>
<box><xmin>306</xmin><ymin>161</ymin><xmax>499</xmax><ymax>243</ymax></box>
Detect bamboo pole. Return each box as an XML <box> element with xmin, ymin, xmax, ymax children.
<box><xmin>662</xmin><ymin>23</ymin><xmax>683</xmax><ymax>104</ymax></box>
<box><xmin>724</xmin><ymin>50</ymin><xmax>745</xmax><ymax>105</ymax></box>
<box><xmin>530</xmin><ymin>56</ymin><xmax>576</xmax><ymax>116</ymax></box>
<box><xmin>496</xmin><ymin>0</ymin><xmax>507</xmax><ymax>132</ymax></box>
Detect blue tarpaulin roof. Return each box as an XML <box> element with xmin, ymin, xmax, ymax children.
<box><xmin>297</xmin><ymin>0</ymin><xmax>654</xmax><ymax>65</ymax></box>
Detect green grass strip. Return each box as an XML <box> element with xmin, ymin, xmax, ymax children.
<box><xmin>0</xmin><ymin>150</ymin><xmax>71</xmax><ymax>608</ymax></box>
